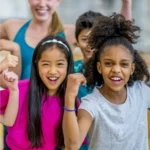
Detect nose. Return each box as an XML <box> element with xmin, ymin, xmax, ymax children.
<box><xmin>48</xmin><ymin>66</ymin><xmax>57</xmax><ymax>74</ymax></box>
<box><xmin>39</xmin><ymin>0</ymin><xmax>46</xmax><ymax>6</ymax></box>
<box><xmin>112</xmin><ymin>65</ymin><xmax>121</xmax><ymax>74</ymax></box>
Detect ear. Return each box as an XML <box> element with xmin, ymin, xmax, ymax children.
<box><xmin>130</xmin><ymin>63</ymin><xmax>135</xmax><ymax>75</ymax></box>
<box><xmin>97</xmin><ymin>62</ymin><xmax>102</xmax><ymax>74</ymax></box>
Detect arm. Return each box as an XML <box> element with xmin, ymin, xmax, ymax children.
<box><xmin>0</xmin><ymin>70</ymin><xmax>19</xmax><ymax>126</ymax></box>
<box><xmin>121</xmin><ymin>0</ymin><xmax>132</xmax><ymax>20</ymax></box>
<box><xmin>0</xmin><ymin>39</ymin><xmax>21</xmax><ymax>78</ymax></box>
<box><xmin>63</xmin><ymin>108</ymin><xmax>92</xmax><ymax>150</ymax></box>
<box><xmin>0</xmin><ymin>20</ymin><xmax>23</xmax><ymax>40</ymax></box>
<box><xmin>63</xmin><ymin>73</ymin><xmax>93</xmax><ymax>150</ymax></box>
<box><xmin>0</xmin><ymin>20</ymin><xmax>24</xmax><ymax>79</ymax></box>
<box><xmin>0</xmin><ymin>22</ymin><xmax>9</xmax><ymax>39</ymax></box>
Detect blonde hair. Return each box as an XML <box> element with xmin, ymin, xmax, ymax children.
<box><xmin>48</xmin><ymin>11</ymin><xmax>64</xmax><ymax>36</ymax></box>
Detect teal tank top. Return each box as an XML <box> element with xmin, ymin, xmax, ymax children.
<box><xmin>74</xmin><ymin>60</ymin><xmax>93</xmax><ymax>100</ymax></box>
<box><xmin>14</xmin><ymin>20</ymin><xmax>65</xmax><ymax>79</ymax></box>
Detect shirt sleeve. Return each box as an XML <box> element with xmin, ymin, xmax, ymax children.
<box><xmin>0</xmin><ymin>79</ymin><xmax>29</xmax><ymax>115</ymax></box>
<box><xmin>0</xmin><ymin>88</ymin><xmax>9</xmax><ymax>114</ymax></box>
<box><xmin>79</xmin><ymin>95</ymin><xmax>97</xmax><ymax>119</ymax></box>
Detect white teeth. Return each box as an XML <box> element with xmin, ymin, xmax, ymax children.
<box><xmin>48</xmin><ymin>77</ymin><xmax>57</xmax><ymax>81</ymax></box>
<box><xmin>37</xmin><ymin>9</ymin><xmax>47</xmax><ymax>14</ymax></box>
<box><xmin>111</xmin><ymin>77</ymin><xmax>121</xmax><ymax>81</ymax></box>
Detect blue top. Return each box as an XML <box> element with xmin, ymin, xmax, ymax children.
<box><xmin>14</xmin><ymin>20</ymin><xmax>65</xmax><ymax>79</ymax></box>
<box><xmin>74</xmin><ymin>60</ymin><xmax>93</xmax><ymax>100</ymax></box>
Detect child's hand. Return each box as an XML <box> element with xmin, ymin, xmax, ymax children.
<box><xmin>0</xmin><ymin>70</ymin><xmax>18</xmax><ymax>90</ymax></box>
<box><xmin>66</xmin><ymin>73</ymin><xmax>86</xmax><ymax>98</ymax></box>
<box><xmin>0</xmin><ymin>54</ymin><xmax>18</xmax><ymax>73</ymax></box>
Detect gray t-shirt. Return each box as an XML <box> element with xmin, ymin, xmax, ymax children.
<box><xmin>79</xmin><ymin>81</ymin><xmax>150</xmax><ymax>150</ymax></box>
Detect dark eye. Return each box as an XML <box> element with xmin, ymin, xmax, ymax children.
<box><xmin>57</xmin><ymin>63</ymin><xmax>64</xmax><ymax>66</ymax></box>
<box><xmin>121</xmin><ymin>63</ymin><xmax>129</xmax><ymax>67</ymax></box>
<box><xmin>82</xmin><ymin>38</ymin><xmax>88</xmax><ymax>42</ymax></box>
<box><xmin>42</xmin><ymin>63</ymin><xmax>49</xmax><ymax>66</ymax></box>
<box><xmin>104</xmin><ymin>62</ymin><xmax>112</xmax><ymax>66</ymax></box>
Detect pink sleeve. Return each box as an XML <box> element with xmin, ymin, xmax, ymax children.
<box><xmin>0</xmin><ymin>79</ymin><xmax>29</xmax><ymax>114</ymax></box>
<box><xmin>77</xmin><ymin>98</ymin><xmax>80</xmax><ymax>108</ymax></box>
<box><xmin>0</xmin><ymin>88</ymin><xmax>9</xmax><ymax>114</ymax></box>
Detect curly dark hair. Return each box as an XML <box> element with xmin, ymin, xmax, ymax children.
<box><xmin>85</xmin><ymin>13</ymin><xmax>150</xmax><ymax>88</ymax></box>
<box><xmin>75</xmin><ymin>10</ymin><xmax>103</xmax><ymax>41</ymax></box>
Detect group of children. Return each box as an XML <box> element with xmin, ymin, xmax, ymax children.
<box><xmin>0</xmin><ymin>0</ymin><xmax>150</xmax><ymax>150</ymax></box>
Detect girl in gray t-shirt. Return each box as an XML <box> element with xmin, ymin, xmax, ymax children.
<box><xmin>63</xmin><ymin>13</ymin><xmax>150</xmax><ymax>150</ymax></box>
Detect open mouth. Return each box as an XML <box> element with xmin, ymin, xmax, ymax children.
<box><xmin>47</xmin><ymin>77</ymin><xmax>58</xmax><ymax>83</ymax></box>
<box><xmin>110</xmin><ymin>77</ymin><xmax>122</xmax><ymax>83</ymax></box>
<box><xmin>36</xmin><ymin>9</ymin><xmax>49</xmax><ymax>15</ymax></box>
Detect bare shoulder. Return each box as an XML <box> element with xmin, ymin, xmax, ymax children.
<box><xmin>1</xmin><ymin>19</ymin><xmax>27</xmax><ymax>40</ymax></box>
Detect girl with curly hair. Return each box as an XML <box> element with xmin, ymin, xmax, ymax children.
<box><xmin>63</xmin><ymin>13</ymin><xmax>150</xmax><ymax>150</ymax></box>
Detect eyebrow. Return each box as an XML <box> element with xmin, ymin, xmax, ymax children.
<box><xmin>40</xmin><ymin>59</ymin><xmax>66</xmax><ymax>62</ymax></box>
<box><xmin>103</xmin><ymin>58</ymin><xmax>131</xmax><ymax>62</ymax></box>
<box><xmin>81</xmin><ymin>35</ymin><xmax>88</xmax><ymax>38</ymax></box>
<box><xmin>57</xmin><ymin>59</ymin><xmax>66</xmax><ymax>62</ymax></box>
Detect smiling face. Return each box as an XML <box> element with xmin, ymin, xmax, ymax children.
<box><xmin>28</xmin><ymin>0</ymin><xmax>61</xmax><ymax>22</ymax></box>
<box><xmin>77</xmin><ymin>29</ymin><xmax>94</xmax><ymax>63</ymax></box>
<box><xmin>38</xmin><ymin>46</ymin><xmax>67</xmax><ymax>95</ymax></box>
<box><xmin>97</xmin><ymin>45</ymin><xmax>135</xmax><ymax>93</ymax></box>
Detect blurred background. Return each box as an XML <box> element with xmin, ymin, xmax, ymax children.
<box><xmin>0</xmin><ymin>0</ymin><xmax>150</xmax><ymax>52</ymax></box>
<box><xmin>0</xmin><ymin>0</ymin><xmax>150</xmax><ymax>70</ymax></box>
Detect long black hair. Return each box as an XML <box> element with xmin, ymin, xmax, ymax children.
<box><xmin>85</xmin><ymin>13</ymin><xmax>150</xmax><ymax>88</ymax></box>
<box><xmin>27</xmin><ymin>36</ymin><xmax>76</xmax><ymax>148</ymax></box>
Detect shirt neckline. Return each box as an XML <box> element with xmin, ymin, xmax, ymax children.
<box><xmin>93</xmin><ymin>85</ymin><xmax>129</xmax><ymax>107</ymax></box>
